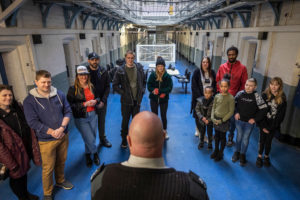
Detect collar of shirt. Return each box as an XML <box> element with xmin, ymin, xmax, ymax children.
<box><xmin>122</xmin><ymin>155</ymin><xmax>168</xmax><ymax>169</ymax></box>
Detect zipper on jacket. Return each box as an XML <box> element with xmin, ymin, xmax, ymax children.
<box><xmin>158</xmin><ymin>81</ymin><xmax>161</xmax><ymax>104</ymax></box>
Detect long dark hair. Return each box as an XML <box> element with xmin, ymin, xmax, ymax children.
<box><xmin>200</xmin><ymin>56</ymin><xmax>212</xmax><ymax>78</ymax></box>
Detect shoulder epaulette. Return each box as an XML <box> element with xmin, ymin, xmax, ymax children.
<box><xmin>90</xmin><ymin>163</ymin><xmax>105</xmax><ymax>182</ymax></box>
<box><xmin>188</xmin><ymin>170</ymin><xmax>207</xmax><ymax>190</ymax></box>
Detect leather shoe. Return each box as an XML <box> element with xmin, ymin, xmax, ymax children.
<box><xmin>93</xmin><ymin>153</ymin><xmax>100</xmax><ymax>166</ymax></box>
<box><xmin>27</xmin><ymin>192</ymin><xmax>39</xmax><ymax>200</ymax></box>
<box><xmin>100</xmin><ymin>138</ymin><xmax>112</xmax><ymax>148</ymax></box>
<box><xmin>85</xmin><ymin>154</ymin><xmax>92</xmax><ymax>168</ymax></box>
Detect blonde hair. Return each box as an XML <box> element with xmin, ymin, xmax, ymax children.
<box><xmin>264</xmin><ymin>77</ymin><xmax>284</xmax><ymax>105</ymax></box>
<box><xmin>155</xmin><ymin>65</ymin><xmax>165</xmax><ymax>82</ymax></box>
<box><xmin>74</xmin><ymin>75</ymin><xmax>93</xmax><ymax>96</ymax></box>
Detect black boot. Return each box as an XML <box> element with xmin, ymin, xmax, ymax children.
<box><xmin>27</xmin><ymin>192</ymin><xmax>39</xmax><ymax>200</ymax></box>
<box><xmin>264</xmin><ymin>156</ymin><xmax>271</xmax><ymax>167</ymax></box>
<box><xmin>256</xmin><ymin>156</ymin><xmax>263</xmax><ymax>168</ymax></box>
<box><xmin>198</xmin><ymin>141</ymin><xmax>204</xmax><ymax>149</ymax></box>
<box><xmin>210</xmin><ymin>150</ymin><xmax>219</xmax><ymax>159</ymax></box>
<box><xmin>93</xmin><ymin>153</ymin><xmax>100</xmax><ymax>166</ymax></box>
<box><xmin>85</xmin><ymin>154</ymin><xmax>92</xmax><ymax>168</ymax></box>
<box><xmin>239</xmin><ymin>154</ymin><xmax>247</xmax><ymax>166</ymax></box>
<box><xmin>214</xmin><ymin>151</ymin><xmax>223</xmax><ymax>162</ymax></box>
<box><xmin>227</xmin><ymin>136</ymin><xmax>234</xmax><ymax>147</ymax></box>
<box><xmin>100</xmin><ymin>138</ymin><xmax>112</xmax><ymax>148</ymax></box>
<box><xmin>231</xmin><ymin>151</ymin><xmax>240</xmax><ymax>163</ymax></box>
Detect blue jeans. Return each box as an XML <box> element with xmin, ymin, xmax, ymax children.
<box><xmin>228</xmin><ymin>116</ymin><xmax>236</xmax><ymax>139</ymax></box>
<box><xmin>75</xmin><ymin>111</ymin><xmax>98</xmax><ymax>154</ymax></box>
<box><xmin>235</xmin><ymin>120</ymin><xmax>254</xmax><ymax>154</ymax></box>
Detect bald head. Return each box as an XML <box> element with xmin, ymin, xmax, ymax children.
<box><xmin>127</xmin><ymin>111</ymin><xmax>165</xmax><ymax>158</ymax></box>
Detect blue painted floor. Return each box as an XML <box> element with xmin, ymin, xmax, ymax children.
<box><xmin>1</xmin><ymin>55</ymin><xmax>300</xmax><ymax>200</ymax></box>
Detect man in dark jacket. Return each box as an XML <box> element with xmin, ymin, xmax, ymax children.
<box><xmin>23</xmin><ymin>70</ymin><xmax>73</xmax><ymax>200</ymax></box>
<box><xmin>112</xmin><ymin>50</ymin><xmax>146</xmax><ymax>148</ymax></box>
<box><xmin>87</xmin><ymin>52</ymin><xmax>111</xmax><ymax>148</ymax></box>
<box><xmin>91</xmin><ymin>111</ymin><xmax>209</xmax><ymax>200</ymax></box>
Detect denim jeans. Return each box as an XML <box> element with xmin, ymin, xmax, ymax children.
<box><xmin>228</xmin><ymin>116</ymin><xmax>236</xmax><ymax>139</ymax></box>
<box><xmin>75</xmin><ymin>111</ymin><xmax>98</xmax><ymax>154</ymax></box>
<box><xmin>235</xmin><ymin>120</ymin><xmax>254</xmax><ymax>154</ymax></box>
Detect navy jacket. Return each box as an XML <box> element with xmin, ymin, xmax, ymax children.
<box><xmin>23</xmin><ymin>87</ymin><xmax>72</xmax><ymax>141</ymax></box>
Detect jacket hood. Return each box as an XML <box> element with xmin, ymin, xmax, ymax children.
<box><xmin>29</xmin><ymin>86</ymin><xmax>58</xmax><ymax>98</ymax></box>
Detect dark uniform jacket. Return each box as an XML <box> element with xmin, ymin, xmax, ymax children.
<box><xmin>112</xmin><ymin>63</ymin><xmax>146</xmax><ymax>106</ymax></box>
<box><xmin>91</xmin><ymin>163</ymin><xmax>209</xmax><ymax>200</ymax></box>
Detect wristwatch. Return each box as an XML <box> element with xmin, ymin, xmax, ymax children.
<box><xmin>61</xmin><ymin>125</ymin><xmax>67</xmax><ymax>130</ymax></box>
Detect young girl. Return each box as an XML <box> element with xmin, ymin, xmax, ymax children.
<box><xmin>147</xmin><ymin>56</ymin><xmax>173</xmax><ymax>139</ymax></box>
<box><xmin>256</xmin><ymin>77</ymin><xmax>287</xmax><ymax>167</ymax></box>
<box><xmin>211</xmin><ymin>75</ymin><xmax>235</xmax><ymax>161</ymax></box>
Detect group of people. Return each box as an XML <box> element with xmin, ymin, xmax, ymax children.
<box><xmin>191</xmin><ymin>46</ymin><xmax>287</xmax><ymax>167</ymax></box>
<box><xmin>0</xmin><ymin>50</ymin><xmax>175</xmax><ymax>200</ymax></box>
<box><xmin>0</xmin><ymin>46</ymin><xmax>287</xmax><ymax>200</ymax></box>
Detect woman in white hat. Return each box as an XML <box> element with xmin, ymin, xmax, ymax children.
<box><xmin>67</xmin><ymin>66</ymin><xmax>100</xmax><ymax>167</ymax></box>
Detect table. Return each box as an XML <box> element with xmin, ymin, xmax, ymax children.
<box><xmin>167</xmin><ymin>69</ymin><xmax>180</xmax><ymax>76</ymax></box>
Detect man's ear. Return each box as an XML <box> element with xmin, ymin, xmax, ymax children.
<box><xmin>127</xmin><ymin>135</ymin><xmax>131</xmax><ymax>147</ymax></box>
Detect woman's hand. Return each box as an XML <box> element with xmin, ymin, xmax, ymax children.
<box><xmin>159</xmin><ymin>93</ymin><xmax>166</xmax><ymax>98</ymax></box>
<box><xmin>153</xmin><ymin>88</ymin><xmax>159</xmax><ymax>95</ymax></box>
<box><xmin>85</xmin><ymin>100</ymin><xmax>97</xmax><ymax>107</ymax></box>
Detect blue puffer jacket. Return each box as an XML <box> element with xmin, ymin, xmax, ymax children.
<box><xmin>23</xmin><ymin>86</ymin><xmax>72</xmax><ymax>141</ymax></box>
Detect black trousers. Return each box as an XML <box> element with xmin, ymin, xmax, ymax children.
<box><xmin>195</xmin><ymin>118</ymin><xmax>213</xmax><ymax>143</ymax></box>
<box><xmin>121</xmin><ymin>102</ymin><xmax>140</xmax><ymax>138</ymax></box>
<box><xmin>9</xmin><ymin>174</ymin><xmax>28</xmax><ymax>199</ymax></box>
<box><xmin>150</xmin><ymin>100</ymin><xmax>168</xmax><ymax>130</ymax></box>
<box><xmin>96</xmin><ymin>103</ymin><xmax>107</xmax><ymax>141</ymax></box>
<box><xmin>214</xmin><ymin>130</ymin><xmax>227</xmax><ymax>153</ymax></box>
<box><xmin>258</xmin><ymin>129</ymin><xmax>275</xmax><ymax>156</ymax></box>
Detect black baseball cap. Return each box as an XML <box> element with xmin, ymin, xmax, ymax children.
<box><xmin>88</xmin><ymin>52</ymin><xmax>99</xmax><ymax>60</ymax></box>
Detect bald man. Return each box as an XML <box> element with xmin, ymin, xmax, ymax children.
<box><xmin>91</xmin><ymin>111</ymin><xmax>209</xmax><ymax>200</ymax></box>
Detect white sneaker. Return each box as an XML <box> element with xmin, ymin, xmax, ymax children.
<box><xmin>165</xmin><ymin>134</ymin><xmax>169</xmax><ymax>139</ymax></box>
<box><xmin>195</xmin><ymin>127</ymin><xmax>200</xmax><ymax>137</ymax></box>
<box><xmin>164</xmin><ymin>130</ymin><xmax>169</xmax><ymax>139</ymax></box>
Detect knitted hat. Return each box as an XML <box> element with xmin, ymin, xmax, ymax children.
<box><xmin>156</xmin><ymin>56</ymin><xmax>165</xmax><ymax>67</ymax></box>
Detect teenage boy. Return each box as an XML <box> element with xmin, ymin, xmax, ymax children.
<box><xmin>231</xmin><ymin>78</ymin><xmax>267</xmax><ymax>166</ymax></box>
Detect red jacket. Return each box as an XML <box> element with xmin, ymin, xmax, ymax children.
<box><xmin>216</xmin><ymin>60</ymin><xmax>248</xmax><ymax>96</ymax></box>
<box><xmin>0</xmin><ymin>120</ymin><xmax>41</xmax><ymax>179</ymax></box>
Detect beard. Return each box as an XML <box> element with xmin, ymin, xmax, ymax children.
<box><xmin>228</xmin><ymin>58</ymin><xmax>236</xmax><ymax>63</ymax></box>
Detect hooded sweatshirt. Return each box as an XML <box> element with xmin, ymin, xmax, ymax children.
<box><xmin>23</xmin><ymin>86</ymin><xmax>72</xmax><ymax>141</ymax></box>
